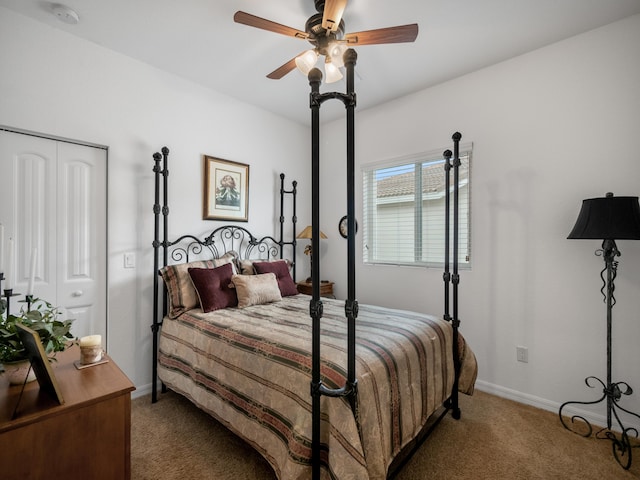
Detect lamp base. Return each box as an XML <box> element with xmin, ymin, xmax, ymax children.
<box><xmin>558</xmin><ymin>375</ymin><xmax>640</xmax><ymax>469</ymax></box>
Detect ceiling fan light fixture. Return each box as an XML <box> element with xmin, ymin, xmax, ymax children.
<box><xmin>324</xmin><ymin>58</ymin><xmax>343</xmax><ymax>84</ymax></box>
<box><xmin>328</xmin><ymin>43</ymin><xmax>347</xmax><ymax>68</ymax></box>
<box><xmin>295</xmin><ymin>50</ymin><xmax>319</xmax><ymax>75</ymax></box>
<box><xmin>233</xmin><ymin>3</ymin><xmax>418</xmax><ymax>81</ymax></box>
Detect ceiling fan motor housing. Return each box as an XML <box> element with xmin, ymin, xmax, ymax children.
<box><xmin>306</xmin><ymin>13</ymin><xmax>344</xmax><ymax>38</ymax></box>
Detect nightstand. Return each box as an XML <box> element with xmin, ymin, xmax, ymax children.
<box><xmin>296</xmin><ymin>280</ymin><xmax>334</xmax><ymax>298</ymax></box>
<box><xmin>0</xmin><ymin>345</ymin><xmax>135</xmax><ymax>479</ymax></box>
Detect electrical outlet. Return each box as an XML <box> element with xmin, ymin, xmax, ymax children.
<box><xmin>516</xmin><ymin>346</ymin><xmax>529</xmax><ymax>363</ymax></box>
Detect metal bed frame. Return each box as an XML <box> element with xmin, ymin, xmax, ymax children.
<box><xmin>149</xmin><ymin>48</ymin><xmax>464</xmax><ymax>478</ymax></box>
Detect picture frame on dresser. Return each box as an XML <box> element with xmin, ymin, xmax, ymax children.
<box><xmin>203</xmin><ymin>155</ymin><xmax>250</xmax><ymax>222</ymax></box>
<box><xmin>15</xmin><ymin>323</ymin><xmax>64</xmax><ymax>405</ymax></box>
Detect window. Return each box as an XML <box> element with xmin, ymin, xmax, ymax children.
<box><xmin>362</xmin><ymin>146</ymin><xmax>471</xmax><ymax>268</ymax></box>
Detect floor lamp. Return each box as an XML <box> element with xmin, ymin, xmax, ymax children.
<box><xmin>297</xmin><ymin>225</ymin><xmax>327</xmax><ymax>282</ymax></box>
<box><xmin>559</xmin><ymin>192</ymin><xmax>640</xmax><ymax>469</ymax></box>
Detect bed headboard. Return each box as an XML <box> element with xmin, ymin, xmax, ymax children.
<box><xmin>165</xmin><ymin>225</ymin><xmax>283</xmax><ymax>265</ymax></box>
<box><xmin>151</xmin><ymin>146</ymin><xmax>297</xmax><ymax>402</ymax></box>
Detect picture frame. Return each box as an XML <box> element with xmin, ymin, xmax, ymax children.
<box><xmin>203</xmin><ymin>156</ymin><xmax>249</xmax><ymax>222</ymax></box>
<box><xmin>15</xmin><ymin>323</ymin><xmax>64</xmax><ymax>405</ymax></box>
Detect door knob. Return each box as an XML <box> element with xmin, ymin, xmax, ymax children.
<box><xmin>72</xmin><ymin>290</ymin><xmax>84</xmax><ymax>297</ymax></box>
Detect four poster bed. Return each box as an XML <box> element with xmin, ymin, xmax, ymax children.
<box><xmin>151</xmin><ymin>50</ymin><xmax>476</xmax><ymax>480</ymax></box>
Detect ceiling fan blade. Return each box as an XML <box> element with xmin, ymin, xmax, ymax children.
<box><xmin>234</xmin><ymin>11</ymin><xmax>309</xmax><ymax>40</ymax></box>
<box><xmin>322</xmin><ymin>0</ymin><xmax>348</xmax><ymax>33</ymax></box>
<box><xmin>267</xmin><ymin>55</ymin><xmax>301</xmax><ymax>80</ymax></box>
<box><xmin>344</xmin><ymin>24</ymin><xmax>419</xmax><ymax>45</ymax></box>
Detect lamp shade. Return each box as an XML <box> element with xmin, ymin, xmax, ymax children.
<box><xmin>324</xmin><ymin>60</ymin><xmax>343</xmax><ymax>84</ymax></box>
<box><xmin>295</xmin><ymin>50</ymin><xmax>319</xmax><ymax>75</ymax></box>
<box><xmin>297</xmin><ymin>225</ymin><xmax>327</xmax><ymax>240</ymax></box>
<box><xmin>567</xmin><ymin>193</ymin><xmax>640</xmax><ymax>240</ymax></box>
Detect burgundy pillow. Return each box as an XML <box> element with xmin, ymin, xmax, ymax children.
<box><xmin>188</xmin><ymin>263</ymin><xmax>238</xmax><ymax>312</ymax></box>
<box><xmin>253</xmin><ymin>260</ymin><xmax>299</xmax><ymax>297</ymax></box>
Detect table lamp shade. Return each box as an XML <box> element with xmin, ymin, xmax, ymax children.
<box><xmin>297</xmin><ymin>225</ymin><xmax>327</xmax><ymax>240</ymax></box>
<box><xmin>567</xmin><ymin>193</ymin><xmax>640</xmax><ymax>240</ymax></box>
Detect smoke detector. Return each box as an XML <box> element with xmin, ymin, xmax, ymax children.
<box><xmin>51</xmin><ymin>4</ymin><xmax>80</xmax><ymax>25</ymax></box>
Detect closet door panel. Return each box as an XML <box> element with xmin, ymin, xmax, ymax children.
<box><xmin>57</xmin><ymin>141</ymin><xmax>107</xmax><ymax>340</ymax></box>
<box><xmin>0</xmin><ymin>131</ymin><xmax>57</xmax><ymax>303</ymax></box>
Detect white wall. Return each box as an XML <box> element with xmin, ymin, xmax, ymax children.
<box><xmin>0</xmin><ymin>8</ymin><xmax>310</xmax><ymax>393</ymax></box>
<box><xmin>320</xmin><ymin>14</ymin><xmax>640</xmax><ymax>427</ymax></box>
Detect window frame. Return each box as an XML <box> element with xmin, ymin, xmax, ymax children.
<box><xmin>361</xmin><ymin>144</ymin><xmax>472</xmax><ymax>269</ymax></box>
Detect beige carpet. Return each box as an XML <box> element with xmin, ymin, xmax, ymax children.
<box><xmin>131</xmin><ymin>389</ymin><xmax>640</xmax><ymax>479</ymax></box>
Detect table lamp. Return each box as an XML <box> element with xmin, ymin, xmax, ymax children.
<box><xmin>297</xmin><ymin>225</ymin><xmax>327</xmax><ymax>282</ymax></box>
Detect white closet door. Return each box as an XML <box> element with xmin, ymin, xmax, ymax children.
<box><xmin>0</xmin><ymin>130</ymin><xmax>107</xmax><ymax>342</ymax></box>
<box><xmin>56</xmin><ymin>141</ymin><xmax>107</xmax><ymax>339</ymax></box>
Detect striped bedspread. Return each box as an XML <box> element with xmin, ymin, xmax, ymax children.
<box><xmin>158</xmin><ymin>294</ymin><xmax>477</xmax><ymax>480</ymax></box>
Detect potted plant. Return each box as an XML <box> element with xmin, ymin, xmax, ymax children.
<box><xmin>0</xmin><ymin>297</ymin><xmax>75</xmax><ymax>367</ymax></box>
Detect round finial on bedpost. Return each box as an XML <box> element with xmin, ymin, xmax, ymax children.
<box><xmin>280</xmin><ymin>173</ymin><xmax>285</xmax><ymax>180</ymax></box>
<box><xmin>343</xmin><ymin>48</ymin><xmax>357</xmax><ymax>66</ymax></box>
<box><xmin>452</xmin><ymin>132</ymin><xmax>462</xmax><ymax>141</ymax></box>
<box><xmin>153</xmin><ymin>152</ymin><xmax>162</xmax><ymax>172</ymax></box>
<box><xmin>161</xmin><ymin>146</ymin><xmax>169</xmax><ymax>155</ymax></box>
<box><xmin>308</xmin><ymin>68</ymin><xmax>323</xmax><ymax>85</ymax></box>
<box><xmin>443</xmin><ymin>149</ymin><xmax>452</xmax><ymax>171</ymax></box>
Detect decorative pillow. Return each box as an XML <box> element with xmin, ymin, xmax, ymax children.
<box><xmin>188</xmin><ymin>263</ymin><xmax>238</xmax><ymax>312</ymax></box>
<box><xmin>237</xmin><ymin>258</ymin><xmax>292</xmax><ymax>275</ymax></box>
<box><xmin>253</xmin><ymin>260</ymin><xmax>298</xmax><ymax>296</ymax></box>
<box><xmin>159</xmin><ymin>252</ymin><xmax>237</xmax><ymax>318</ymax></box>
<box><xmin>212</xmin><ymin>251</ymin><xmax>239</xmax><ymax>273</ymax></box>
<box><xmin>159</xmin><ymin>260</ymin><xmax>215</xmax><ymax>318</ymax></box>
<box><xmin>231</xmin><ymin>273</ymin><xmax>282</xmax><ymax>308</ymax></box>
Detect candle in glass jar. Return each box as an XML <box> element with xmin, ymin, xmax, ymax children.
<box><xmin>79</xmin><ymin>334</ymin><xmax>102</xmax><ymax>347</ymax></box>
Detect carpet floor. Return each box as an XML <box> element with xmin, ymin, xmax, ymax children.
<box><xmin>131</xmin><ymin>389</ymin><xmax>640</xmax><ymax>479</ymax></box>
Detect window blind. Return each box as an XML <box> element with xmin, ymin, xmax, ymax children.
<box><xmin>362</xmin><ymin>148</ymin><xmax>471</xmax><ymax>268</ymax></box>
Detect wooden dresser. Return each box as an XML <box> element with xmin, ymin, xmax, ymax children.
<box><xmin>0</xmin><ymin>345</ymin><xmax>135</xmax><ymax>479</ymax></box>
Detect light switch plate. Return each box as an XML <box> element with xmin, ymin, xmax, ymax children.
<box><xmin>124</xmin><ymin>252</ymin><xmax>136</xmax><ymax>269</ymax></box>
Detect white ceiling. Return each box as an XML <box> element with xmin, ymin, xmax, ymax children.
<box><xmin>3</xmin><ymin>0</ymin><xmax>640</xmax><ymax>126</ymax></box>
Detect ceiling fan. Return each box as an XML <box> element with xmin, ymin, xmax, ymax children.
<box><xmin>234</xmin><ymin>0</ymin><xmax>418</xmax><ymax>83</ymax></box>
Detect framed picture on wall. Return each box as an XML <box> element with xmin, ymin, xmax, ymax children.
<box><xmin>203</xmin><ymin>156</ymin><xmax>249</xmax><ymax>222</ymax></box>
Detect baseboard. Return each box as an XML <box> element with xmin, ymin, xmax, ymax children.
<box><xmin>475</xmin><ymin>379</ymin><xmax>640</xmax><ymax>434</ymax></box>
<box><xmin>132</xmin><ymin>382</ymin><xmax>153</xmax><ymax>399</ymax></box>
